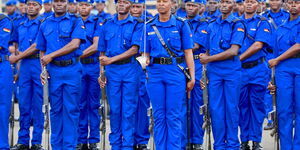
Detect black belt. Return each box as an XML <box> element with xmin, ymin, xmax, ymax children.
<box><xmin>80</xmin><ymin>57</ymin><xmax>99</xmax><ymax>64</ymax></box>
<box><xmin>113</xmin><ymin>58</ymin><xmax>131</xmax><ymax>65</ymax></box>
<box><xmin>153</xmin><ymin>57</ymin><xmax>183</xmax><ymax>65</ymax></box>
<box><xmin>193</xmin><ymin>55</ymin><xmax>200</xmax><ymax>60</ymax></box>
<box><xmin>25</xmin><ymin>53</ymin><xmax>40</xmax><ymax>59</ymax></box>
<box><xmin>293</xmin><ymin>53</ymin><xmax>300</xmax><ymax>58</ymax></box>
<box><xmin>242</xmin><ymin>57</ymin><xmax>265</xmax><ymax>69</ymax></box>
<box><xmin>51</xmin><ymin>57</ymin><xmax>79</xmax><ymax>67</ymax></box>
<box><xmin>266</xmin><ymin>48</ymin><xmax>273</xmax><ymax>53</ymax></box>
<box><xmin>0</xmin><ymin>55</ymin><xmax>9</xmax><ymax>62</ymax></box>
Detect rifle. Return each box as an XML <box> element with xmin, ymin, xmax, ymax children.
<box><xmin>269</xmin><ymin>67</ymin><xmax>279</xmax><ymax>150</ymax></box>
<box><xmin>99</xmin><ymin>65</ymin><xmax>107</xmax><ymax>150</ymax></box>
<box><xmin>147</xmin><ymin>105</ymin><xmax>155</xmax><ymax>150</ymax></box>
<box><xmin>42</xmin><ymin>66</ymin><xmax>50</xmax><ymax>150</ymax></box>
<box><xmin>186</xmin><ymin>92</ymin><xmax>191</xmax><ymax>150</ymax></box>
<box><xmin>9</xmin><ymin>64</ymin><xmax>16</xmax><ymax>147</ymax></box>
<box><xmin>200</xmin><ymin>64</ymin><xmax>212</xmax><ymax>150</ymax></box>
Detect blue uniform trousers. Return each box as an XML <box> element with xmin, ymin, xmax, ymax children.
<box><xmin>134</xmin><ymin>66</ymin><xmax>150</xmax><ymax>145</ymax></box>
<box><xmin>106</xmin><ymin>62</ymin><xmax>139</xmax><ymax>150</ymax></box>
<box><xmin>48</xmin><ymin>62</ymin><xmax>82</xmax><ymax>150</ymax></box>
<box><xmin>239</xmin><ymin>62</ymin><xmax>268</xmax><ymax>142</ymax></box>
<box><xmin>78</xmin><ymin>62</ymin><xmax>101</xmax><ymax>144</ymax></box>
<box><xmin>17</xmin><ymin>58</ymin><xmax>44</xmax><ymax>145</ymax></box>
<box><xmin>0</xmin><ymin>59</ymin><xmax>13</xmax><ymax>150</ymax></box>
<box><xmin>276</xmin><ymin>58</ymin><xmax>300</xmax><ymax>150</ymax></box>
<box><xmin>147</xmin><ymin>64</ymin><xmax>186</xmax><ymax>150</ymax></box>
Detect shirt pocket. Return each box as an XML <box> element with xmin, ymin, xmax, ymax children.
<box><xmin>167</xmin><ymin>32</ymin><xmax>181</xmax><ymax>52</ymax></box>
<box><xmin>105</xmin><ymin>31</ymin><xmax>115</xmax><ymax>50</ymax></box>
<box><xmin>123</xmin><ymin>31</ymin><xmax>132</xmax><ymax>49</ymax></box>
<box><xmin>60</xmin><ymin>25</ymin><xmax>72</xmax><ymax>40</ymax></box>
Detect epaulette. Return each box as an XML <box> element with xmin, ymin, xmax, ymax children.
<box><xmin>39</xmin><ymin>18</ymin><xmax>46</xmax><ymax>23</ymax></box>
<box><xmin>146</xmin><ymin>16</ymin><xmax>153</xmax><ymax>21</ymax></box>
<box><xmin>135</xmin><ymin>18</ymin><xmax>144</xmax><ymax>23</ymax></box>
<box><xmin>175</xmin><ymin>16</ymin><xmax>186</xmax><ymax>22</ymax></box>
<box><xmin>199</xmin><ymin>17</ymin><xmax>208</xmax><ymax>22</ymax></box>
<box><xmin>209</xmin><ymin>19</ymin><xmax>216</xmax><ymax>23</ymax></box>
<box><xmin>232</xmin><ymin>18</ymin><xmax>241</xmax><ymax>23</ymax></box>
<box><xmin>146</xmin><ymin>17</ymin><xmax>155</xmax><ymax>24</ymax></box>
<box><xmin>258</xmin><ymin>16</ymin><xmax>268</xmax><ymax>21</ymax></box>
<box><xmin>0</xmin><ymin>14</ymin><xmax>8</xmax><ymax>21</ymax></box>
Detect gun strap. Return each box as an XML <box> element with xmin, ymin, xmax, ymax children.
<box><xmin>268</xmin><ymin>16</ymin><xmax>278</xmax><ymax>30</ymax></box>
<box><xmin>151</xmin><ymin>25</ymin><xmax>177</xmax><ymax>58</ymax></box>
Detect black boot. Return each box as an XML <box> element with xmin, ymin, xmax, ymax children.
<box><xmin>76</xmin><ymin>144</ymin><xmax>89</xmax><ymax>150</ymax></box>
<box><xmin>252</xmin><ymin>142</ymin><xmax>263</xmax><ymax>150</ymax></box>
<box><xmin>137</xmin><ymin>144</ymin><xmax>148</xmax><ymax>150</ymax></box>
<box><xmin>31</xmin><ymin>144</ymin><xmax>44</xmax><ymax>150</ymax></box>
<box><xmin>193</xmin><ymin>144</ymin><xmax>203</xmax><ymax>150</ymax></box>
<box><xmin>240</xmin><ymin>142</ymin><xmax>250</xmax><ymax>150</ymax></box>
<box><xmin>10</xmin><ymin>144</ymin><xmax>30</xmax><ymax>150</ymax></box>
<box><xmin>89</xmin><ymin>143</ymin><xmax>99</xmax><ymax>150</ymax></box>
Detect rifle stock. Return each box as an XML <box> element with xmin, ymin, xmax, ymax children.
<box><xmin>9</xmin><ymin>65</ymin><xmax>15</xmax><ymax>146</ymax></box>
<box><xmin>147</xmin><ymin>106</ymin><xmax>155</xmax><ymax>150</ymax></box>
<box><xmin>42</xmin><ymin>66</ymin><xmax>50</xmax><ymax>150</ymax></box>
<box><xmin>270</xmin><ymin>67</ymin><xmax>279</xmax><ymax>150</ymax></box>
<box><xmin>99</xmin><ymin>65</ymin><xmax>107</xmax><ymax>150</ymax></box>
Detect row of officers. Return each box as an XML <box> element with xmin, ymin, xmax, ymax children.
<box><xmin>0</xmin><ymin>0</ymin><xmax>299</xmax><ymax>149</ymax></box>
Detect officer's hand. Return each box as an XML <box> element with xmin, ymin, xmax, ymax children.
<box><xmin>9</xmin><ymin>54</ymin><xmax>19</xmax><ymax>64</ymax></box>
<box><xmin>146</xmin><ymin>56</ymin><xmax>150</xmax><ymax>66</ymax></box>
<box><xmin>9</xmin><ymin>45</ymin><xmax>16</xmax><ymax>54</ymax></box>
<box><xmin>13</xmin><ymin>74</ymin><xmax>19</xmax><ymax>83</ymax></box>
<box><xmin>40</xmin><ymin>71</ymin><xmax>49</xmax><ymax>85</ymax></box>
<box><xmin>199</xmin><ymin>53</ymin><xmax>210</xmax><ymax>64</ymax></box>
<box><xmin>186</xmin><ymin>79</ymin><xmax>195</xmax><ymax>92</ymax></box>
<box><xmin>41</xmin><ymin>55</ymin><xmax>53</xmax><ymax>66</ymax></box>
<box><xmin>200</xmin><ymin>79</ymin><xmax>208</xmax><ymax>90</ymax></box>
<box><xmin>268</xmin><ymin>59</ymin><xmax>279</xmax><ymax>68</ymax></box>
<box><xmin>268</xmin><ymin>82</ymin><xmax>276</xmax><ymax>95</ymax></box>
<box><xmin>99</xmin><ymin>56</ymin><xmax>112</xmax><ymax>66</ymax></box>
<box><xmin>98</xmin><ymin>75</ymin><xmax>107</xmax><ymax>88</ymax></box>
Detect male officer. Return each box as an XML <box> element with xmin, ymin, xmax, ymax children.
<box><xmin>238</xmin><ymin>0</ymin><xmax>272</xmax><ymax>149</ymax></box>
<box><xmin>18</xmin><ymin>0</ymin><xmax>28</xmax><ymax>15</ymax></box>
<box><xmin>6</xmin><ymin>0</ymin><xmax>20</xmax><ymax>20</ymax></box>
<box><xmin>182</xmin><ymin>0</ymin><xmax>208</xmax><ymax>149</ymax></box>
<box><xmin>199</xmin><ymin>0</ymin><xmax>245</xmax><ymax>149</ymax></box>
<box><xmin>177</xmin><ymin>1</ymin><xmax>187</xmax><ymax>17</ymax></box>
<box><xmin>233</xmin><ymin>0</ymin><xmax>244</xmax><ymax>17</ymax></box>
<box><xmin>68</xmin><ymin>0</ymin><xmax>78</xmax><ymax>14</ymax></box>
<box><xmin>76</xmin><ymin>0</ymin><xmax>101</xmax><ymax>150</ymax></box>
<box><xmin>204</xmin><ymin>0</ymin><xmax>221</xmax><ymax>20</ymax></box>
<box><xmin>36</xmin><ymin>0</ymin><xmax>86</xmax><ymax>149</ymax></box>
<box><xmin>0</xmin><ymin>13</ymin><xmax>13</xmax><ymax>150</ymax></box>
<box><xmin>9</xmin><ymin>0</ymin><xmax>45</xmax><ymax>150</ymax></box>
<box><xmin>41</xmin><ymin>0</ymin><xmax>54</xmax><ymax>19</ymax></box>
<box><xmin>97</xmin><ymin>0</ymin><xmax>143</xmax><ymax>149</ymax></box>
<box><xmin>95</xmin><ymin>0</ymin><xmax>112</xmax><ymax>22</ymax></box>
<box><xmin>129</xmin><ymin>1</ymin><xmax>151</xmax><ymax>149</ymax></box>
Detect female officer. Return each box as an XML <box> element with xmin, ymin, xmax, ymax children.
<box><xmin>144</xmin><ymin>0</ymin><xmax>195</xmax><ymax>149</ymax></box>
<box><xmin>268</xmin><ymin>0</ymin><xmax>300</xmax><ymax>149</ymax></box>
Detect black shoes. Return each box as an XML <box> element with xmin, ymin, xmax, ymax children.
<box><xmin>252</xmin><ymin>142</ymin><xmax>263</xmax><ymax>150</ymax></box>
<box><xmin>193</xmin><ymin>144</ymin><xmax>203</xmax><ymax>150</ymax></box>
<box><xmin>76</xmin><ymin>144</ymin><xmax>89</xmax><ymax>150</ymax></box>
<box><xmin>89</xmin><ymin>143</ymin><xmax>99</xmax><ymax>150</ymax></box>
<box><xmin>31</xmin><ymin>144</ymin><xmax>44</xmax><ymax>150</ymax></box>
<box><xmin>134</xmin><ymin>144</ymin><xmax>148</xmax><ymax>150</ymax></box>
<box><xmin>10</xmin><ymin>144</ymin><xmax>30</xmax><ymax>150</ymax></box>
<box><xmin>240</xmin><ymin>142</ymin><xmax>250</xmax><ymax>150</ymax></box>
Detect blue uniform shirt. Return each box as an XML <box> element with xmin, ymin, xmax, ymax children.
<box><xmin>207</xmin><ymin>13</ymin><xmax>245</xmax><ymax>69</ymax></box>
<box><xmin>262</xmin><ymin>9</ymin><xmax>289</xmax><ymax>29</ymax></box>
<box><xmin>274</xmin><ymin>16</ymin><xmax>300</xmax><ymax>57</ymax></box>
<box><xmin>41</xmin><ymin>11</ymin><xmax>54</xmax><ymax>19</ymax></box>
<box><xmin>80</xmin><ymin>15</ymin><xmax>100</xmax><ymax>58</ymax></box>
<box><xmin>0</xmin><ymin>14</ymin><xmax>13</xmax><ymax>55</ymax></box>
<box><xmin>97</xmin><ymin>14</ymin><xmax>143</xmax><ymax>57</ymax></box>
<box><xmin>8</xmin><ymin>12</ymin><xmax>20</xmax><ymax>20</ymax></box>
<box><xmin>146</xmin><ymin>15</ymin><xmax>193</xmax><ymax>57</ymax></box>
<box><xmin>204</xmin><ymin>9</ymin><xmax>221</xmax><ymax>21</ymax></box>
<box><xmin>239</xmin><ymin>14</ymin><xmax>272</xmax><ymax>63</ymax></box>
<box><xmin>14</xmin><ymin>16</ymin><xmax>43</xmax><ymax>52</ymax></box>
<box><xmin>36</xmin><ymin>13</ymin><xmax>86</xmax><ymax>60</ymax></box>
<box><xmin>187</xmin><ymin>15</ymin><xmax>208</xmax><ymax>54</ymax></box>
<box><xmin>176</xmin><ymin>8</ymin><xmax>187</xmax><ymax>18</ymax></box>
<box><xmin>97</xmin><ymin>11</ymin><xmax>111</xmax><ymax>22</ymax></box>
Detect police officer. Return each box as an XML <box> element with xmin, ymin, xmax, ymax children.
<box><xmin>177</xmin><ymin>1</ymin><xmax>187</xmax><ymax>17</ymax></box>
<box><xmin>198</xmin><ymin>0</ymin><xmax>206</xmax><ymax>17</ymax></box>
<box><xmin>41</xmin><ymin>0</ymin><xmax>54</xmax><ymax>19</ymax></box>
<box><xmin>199</xmin><ymin>0</ymin><xmax>245</xmax><ymax>148</ymax></box>
<box><xmin>256</xmin><ymin>0</ymin><xmax>266</xmax><ymax>15</ymax></box>
<box><xmin>76</xmin><ymin>0</ymin><xmax>100</xmax><ymax>149</ymax></box>
<box><xmin>145</xmin><ymin>0</ymin><xmax>195</xmax><ymax>149</ymax></box>
<box><xmin>18</xmin><ymin>0</ymin><xmax>28</xmax><ymax>16</ymax></box>
<box><xmin>9</xmin><ymin>0</ymin><xmax>45</xmax><ymax>149</ymax></box>
<box><xmin>232</xmin><ymin>0</ymin><xmax>244</xmax><ymax>17</ymax></box>
<box><xmin>36</xmin><ymin>0</ymin><xmax>86</xmax><ymax>149</ymax></box>
<box><xmin>6</xmin><ymin>0</ymin><xmax>20</xmax><ymax>20</ymax></box>
<box><xmin>68</xmin><ymin>0</ymin><xmax>78</xmax><ymax>14</ymax></box>
<box><xmin>94</xmin><ymin>0</ymin><xmax>112</xmax><ymax>22</ymax></box>
<box><xmin>128</xmin><ymin>1</ymin><xmax>151</xmax><ymax>150</ymax></box>
<box><xmin>0</xmin><ymin>13</ymin><xmax>13</xmax><ymax>150</ymax></box>
<box><xmin>204</xmin><ymin>0</ymin><xmax>221</xmax><ymax>20</ymax></box>
<box><xmin>238</xmin><ymin>0</ymin><xmax>272</xmax><ymax>149</ymax></box>
<box><xmin>268</xmin><ymin>0</ymin><xmax>300</xmax><ymax>149</ymax></box>
<box><xmin>182</xmin><ymin>0</ymin><xmax>208</xmax><ymax>149</ymax></box>
<box><xmin>97</xmin><ymin>0</ymin><xmax>143</xmax><ymax>149</ymax></box>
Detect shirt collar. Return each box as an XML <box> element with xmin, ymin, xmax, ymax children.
<box><xmin>216</xmin><ymin>13</ymin><xmax>236</xmax><ymax>24</ymax></box>
<box><xmin>24</xmin><ymin>15</ymin><xmax>42</xmax><ymax>26</ymax></box>
<box><xmin>49</xmin><ymin>12</ymin><xmax>71</xmax><ymax>21</ymax></box>
<box><xmin>188</xmin><ymin>15</ymin><xmax>201</xmax><ymax>23</ymax></box>
<box><xmin>153</xmin><ymin>15</ymin><xmax>177</xmax><ymax>27</ymax></box>
<box><xmin>283</xmin><ymin>15</ymin><xmax>300</xmax><ymax>28</ymax></box>
<box><xmin>113</xmin><ymin>14</ymin><xmax>134</xmax><ymax>25</ymax></box>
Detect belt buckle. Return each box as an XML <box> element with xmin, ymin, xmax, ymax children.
<box><xmin>160</xmin><ymin>57</ymin><xmax>167</xmax><ymax>64</ymax></box>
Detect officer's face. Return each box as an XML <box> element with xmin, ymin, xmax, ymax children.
<box><xmin>117</xmin><ymin>0</ymin><xmax>132</xmax><ymax>15</ymax></box>
<box><xmin>156</xmin><ymin>0</ymin><xmax>172</xmax><ymax>14</ymax></box>
<box><xmin>27</xmin><ymin>1</ymin><xmax>41</xmax><ymax>16</ymax></box>
<box><xmin>199</xmin><ymin>3</ymin><xmax>206</xmax><ymax>14</ymax></box>
<box><xmin>18</xmin><ymin>3</ymin><xmax>27</xmax><ymax>14</ymax></box>
<box><xmin>244</xmin><ymin>0</ymin><xmax>258</xmax><ymax>14</ymax></box>
<box><xmin>220</xmin><ymin>0</ymin><xmax>235</xmax><ymax>14</ymax></box>
<box><xmin>68</xmin><ymin>3</ymin><xmax>78</xmax><ymax>13</ymax></box>
<box><xmin>269</xmin><ymin>0</ymin><xmax>283</xmax><ymax>11</ymax></box>
<box><xmin>96</xmin><ymin>3</ymin><xmax>106</xmax><ymax>12</ymax></box>
<box><xmin>287</xmin><ymin>0</ymin><xmax>300</xmax><ymax>15</ymax></box>
<box><xmin>237</xmin><ymin>3</ymin><xmax>245</xmax><ymax>14</ymax></box>
<box><xmin>130</xmin><ymin>3</ymin><xmax>144</xmax><ymax>17</ymax></box>
<box><xmin>78</xmin><ymin>2</ymin><xmax>92</xmax><ymax>17</ymax></box>
<box><xmin>185</xmin><ymin>2</ymin><xmax>200</xmax><ymax>17</ymax></box>
<box><xmin>44</xmin><ymin>3</ymin><xmax>53</xmax><ymax>12</ymax></box>
<box><xmin>207</xmin><ymin>0</ymin><xmax>219</xmax><ymax>12</ymax></box>
<box><xmin>171</xmin><ymin>0</ymin><xmax>178</xmax><ymax>14</ymax></box>
<box><xmin>53</xmin><ymin>0</ymin><xmax>68</xmax><ymax>14</ymax></box>
<box><xmin>5</xmin><ymin>5</ymin><xmax>17</xmax><ymax>15</ymax></box>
